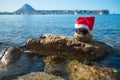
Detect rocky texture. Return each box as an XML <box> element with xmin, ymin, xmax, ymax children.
<box><xmin>19</xmin><ymin>34</ymin><xmax>112</xmax><ymax>61</ymax></box>
<box><xmin>15</xmin><ymin>72</ymin><xmax>64</xmax><ymax>80</ymax></box>
<box><xmin>44</xmin><ymin>55</ymin><xmax>68</xmax><ymax>78</ymax></box>
<box><xmin>67</xmin><ymin>60</ymin><xmax>118</xmax><ymax>80</ymax></box>
<box><xmin>0</xmin><ymin>48</ymin><xmax>41</xmax><ymax>80</ymax></box>
<box><xmin>0</xmin><ymin>47</ymin><xmax>22</xmax><ymax>65</ymax></box>
<box><xmin>0</xmin><ymin>54</ymin><xmax>30</xmax><ymax>80</ymax></box>
<box><xmin>0</xmin><ymin>34</ymin><xmax>118</xmax><ymax>80</ymax></box>
<box><xmin>1</xmin><ymin>55</ymin><xmax>118</xmax><ymax>80</ymax></box>
<box><xmin>44</xmin><ymin>56</ymin><xmax>118</xmax><ymax>80</ymax></box>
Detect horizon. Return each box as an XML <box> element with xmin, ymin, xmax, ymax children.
<box><xmin>0</xmin><ymin>0</ymin><xmax>120</xmax><ymax>14</ymax></box>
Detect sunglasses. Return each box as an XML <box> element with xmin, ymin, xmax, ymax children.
<box><xmin>76</xmin><ymin>29</ymin><xmax>89</xmax><ymax>35</ymax></box>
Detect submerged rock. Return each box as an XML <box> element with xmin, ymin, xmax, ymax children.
<box><xmin>19</xmin><ymin>34</ymin><xmax>112</xmax><ymax>61</ymax></box>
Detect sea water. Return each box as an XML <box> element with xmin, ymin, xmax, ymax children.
<box><xmin>0</xmin><ymin>14</ymin><xmax>120</xmax><ymax>70</ymax></box>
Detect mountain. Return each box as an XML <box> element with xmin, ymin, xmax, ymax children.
<box><xmin>14</xmin><ymin>4</ymin><xmax>36</xmax><ymax>14</ymax></box>
<box><xmin>12</xmin><ymin>4</ymin><xmax>109</xmax><ymax>15</ymax></box>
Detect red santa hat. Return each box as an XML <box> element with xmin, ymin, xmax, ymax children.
<box><xmin>75</xmin><ymin>16</ymin><xmax>95</xmax><ymax>31</ymax></box>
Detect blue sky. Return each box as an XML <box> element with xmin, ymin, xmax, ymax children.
<box><xmin>0</xmin><ymin>0</ymin><xmax>120</xmax><ymax>14</ymax></box>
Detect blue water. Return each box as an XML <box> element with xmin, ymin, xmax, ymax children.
<box><xmin>0</xmin><ymin>14</ymin><xmax>120</xmax><ymax>69</ymax></box>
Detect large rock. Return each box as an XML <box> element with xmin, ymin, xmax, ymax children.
<box><xmin>43</xmin><ymin>56</ymin><xmax>118</xmax><ymax>80</ymax></box>
<box><xmin>19</xmin><ymin>34</ymin><xmax>112</xmax><ymax>61</ymax></box>
<box><xmin>67</xmin><ymin>60</ymin><xmax>118</xmax><ymax>80</ymax></box>
<box><xmin>0</xmin><ymin>49</ymin><xmax>27</xmax><ymax>80</ymax></box>
<box><xmin>0</xmin><ymin>34</ymin><xmax>117</xmax><ymax>80</ymax></box>
<box><xmin>0</xmin><ymin>48</ymin><xmax>41</xmax><ymax>80</ymax></box>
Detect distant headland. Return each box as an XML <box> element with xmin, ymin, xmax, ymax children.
<box><xmin>0</xmin><ymin>4</ymin><xmax>109</xmax><ymax>15</ymax></box>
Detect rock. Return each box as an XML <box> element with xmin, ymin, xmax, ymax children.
<box><xmin>0</xmin><ymin>34</ymin><xmax>116</xmax><ymax>80</ymax></box>
<box><xmin>44</xmin><ymin>55</ymin><xmax>68</xmax><ymax>78</ymax></box>
<box><xmin>0</xmin><ymin>49</ymin><xmax>45</xmax><ymax>80</ymax></box>
<box><xmin>0</xmin><ymin>52</ymin><xmax>29</xmax><ymax>80</ymax></box>
<box><xmin>0</xmin><ymin>62</ymin><xmax>6</xmax><ymax>72</ymax></box>
<box><xmin>43</xmin><ymin>56</ymin><xmax>118</xmax><ymax>80</ymax></box>
<box><xmin>19</xmin><ymin>34</ymin><xmax>112</xmax><ymax>61</ymax></box>
<box><xmin>15</xmin><ymin>72</ymin><xmax>64</xmax><ymax>80</ymax></box>
<box><xmin>67</xmin><ymin>60</ymin><xmax>118</xmax><ymax>80</ymax></box>
<box><xmin>0</xmin><ymin>47</ymin><xmax>22</xmax><ymax>65</ymax></box>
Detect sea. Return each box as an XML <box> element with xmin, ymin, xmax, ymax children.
<box><xmin>0</xmin><ymin>14</ymin><xmax>120</xmax><ymax>70</ymax></box>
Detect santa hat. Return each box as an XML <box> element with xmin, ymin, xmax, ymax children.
<box><xmin>75</xmin><ymin>16</ymin><xmax>95</xmax><ymax>31</ymax></box>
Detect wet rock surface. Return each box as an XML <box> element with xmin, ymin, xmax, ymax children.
<box><xmin>0</xmin><ymin>48</ymin><xmax>45</xmax><ymax>80</ymax></box>
<box><xmin>0</xmin><ymin>47</ymin><xmax>22</xmax><ymax>65</ymax></box>
<box><xmin>43</xmin><ymin>55</ymin><xmax>119</xmax><ymax>80</ymax></box>
<box><xmin>0</xmin><ymin>34</ymin><xmax>119</xmax><ymax>80</ymax></box>
<box><xmin>67</xmin><ymin>60</ymin><xmax>118</xmax><ymax>80</ymax></box>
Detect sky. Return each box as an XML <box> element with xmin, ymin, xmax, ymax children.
<box><xmin>0</xmin><ymin>0</ymin><xmax>120</xmax><ymax>14</ymax></box>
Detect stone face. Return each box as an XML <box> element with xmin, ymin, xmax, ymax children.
<box><xmin>74</xmin><ymin>29</ymin><xmax>93</xmax><ymax>43</ymax></box>
<box><xmin>19</xmin><ymin>34</ymin><xmax>112</xmax><ymax>61</ymax></box>
<box><xmin>0</xmin><ymin>47</ymin><xmax>22</xmax><ymax>65</ymax></box>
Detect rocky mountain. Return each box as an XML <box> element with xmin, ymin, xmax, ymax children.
<box><xmin>13</xmin><ymin>4</ymin><xmax>109</xmax><ymax>15</ymax></box>
<box><xmin>14</xmin><ymin>4</ymin><xmax>36</xmax><ymax>14</ymax></box>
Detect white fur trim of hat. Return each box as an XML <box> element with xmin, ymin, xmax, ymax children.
<box><xmin>75</xmin><ymin>24</ymin><xmax>90</xmax><ymax>30</ymax></box>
